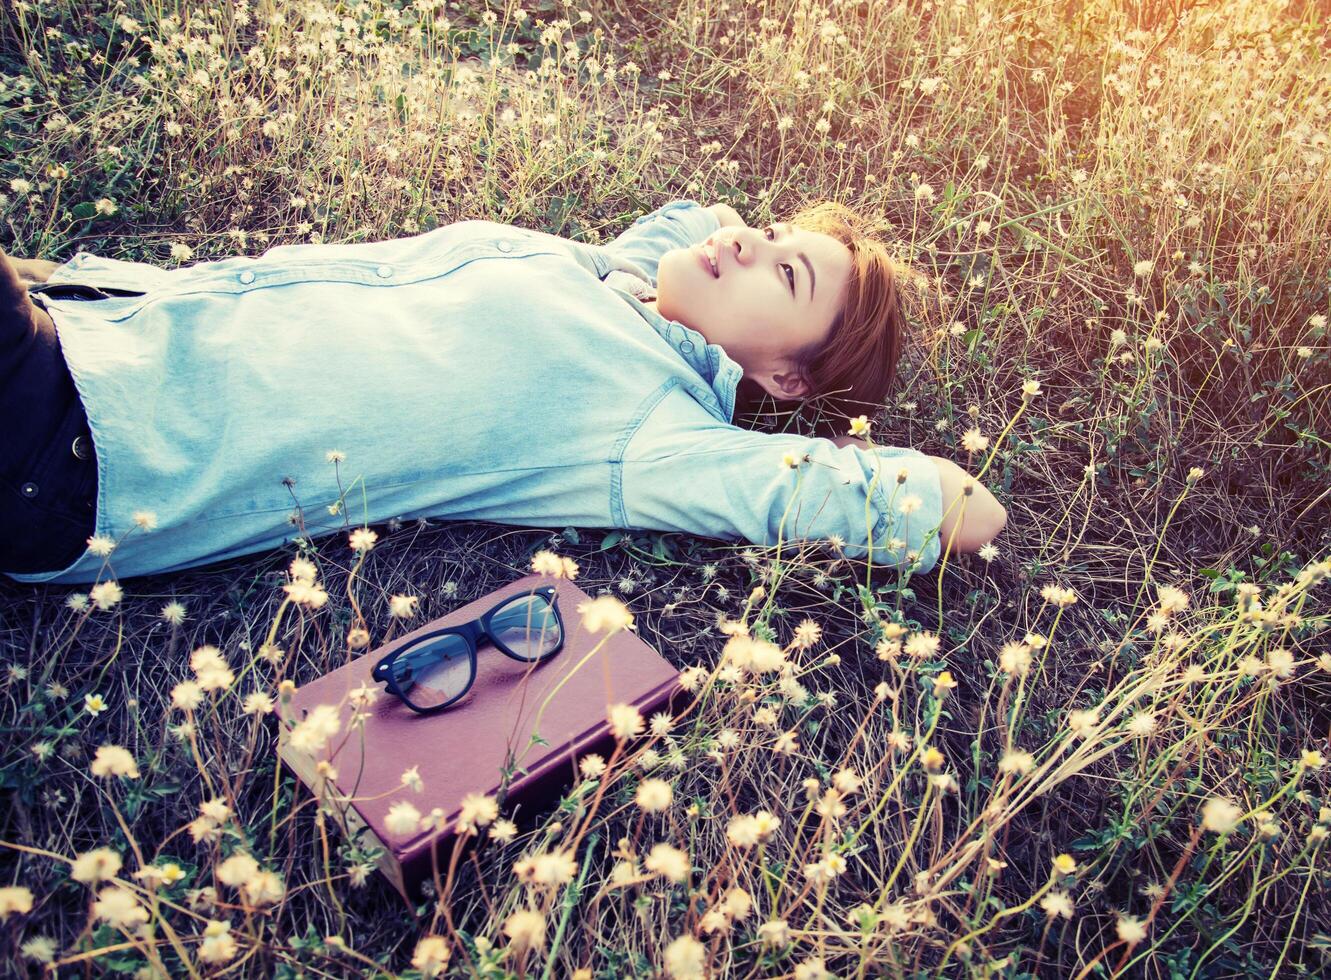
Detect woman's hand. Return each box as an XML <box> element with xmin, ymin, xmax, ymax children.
<box><xmin>706</xmin><ymin>203</ymin><xmax>746</xmax><ymax>228</ymax></box>
<box><xmin>0</xmin><ymin>248</ymin><xmax>55</xmax><ymax>336</ymax></box>
<box><xmin>2</xmin><ymin>251</ymin><xmax>60</xmax><ymax>284</ymax></box>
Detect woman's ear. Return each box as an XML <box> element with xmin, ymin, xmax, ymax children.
<box><xmin>754</xmin><ymin>367</ymin><xmax>810</xmax><ymax>401</ymax></box>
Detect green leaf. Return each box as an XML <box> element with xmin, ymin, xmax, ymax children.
<box><xmin>599</xmin><ymin>530</ymin><xmax>623</xmax><ymax>551</ymax></box>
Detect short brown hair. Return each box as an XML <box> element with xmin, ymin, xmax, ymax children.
<box><xmin>731</xmin><ymin>201</ymin><xmax>927</xmax><ymax>439</ymax></box>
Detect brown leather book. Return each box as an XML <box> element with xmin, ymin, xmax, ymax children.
<box><xmin>277</xmin><ymin>572</ymin><xmax>685</xmax><ymax>901</ymax></box>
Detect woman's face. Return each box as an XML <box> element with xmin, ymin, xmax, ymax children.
<box><xmin>653</xmin><ymin>221</ymin><xmax>853</xmax><ymax>400</ymax></box>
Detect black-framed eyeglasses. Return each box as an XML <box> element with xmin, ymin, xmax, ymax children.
<box><xmin>371</xmin><ymin>585</ymin><xmax>565</xmax><ymax>714</ymax></box>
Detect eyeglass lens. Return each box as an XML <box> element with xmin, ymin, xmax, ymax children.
<box><xmin>390</xmin><ymin>633</ymin><xmax>472</xmax><ymax>709</ymax></box>
<box><xmin>390</xmin><ymin>592</ymin><xmax>561</xmax><ymax>709</ymax></box>
<box><xmin>491</xmin><ymin>593</ymin><xmax>562</xmax><ymax>660</ymax></box>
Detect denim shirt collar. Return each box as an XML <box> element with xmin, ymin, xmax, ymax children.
<box><xmin>591</xmin><ymin>246</ymin><xmax>744</xmax><ymax>425</ymax></box>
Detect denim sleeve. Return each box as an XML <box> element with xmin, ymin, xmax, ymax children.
<box><xmin>622</xmin><ymin>424</ymin><xmax>944</xmax><ymax>573</ymax></box>
<box><xmin>605</xmin><ymin>199</ymin><xmax>720</xmax><ymax>284</ymax></box>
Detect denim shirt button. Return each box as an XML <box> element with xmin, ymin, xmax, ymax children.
<box><xmin>496</xmin><ymin>240</ymin><xmax>514</xmax><ymax>253</ymax></box>
<box><xmin>238</xmin><ymin>270</ymin><xmax>255</xmax><ymax>284</ymax></box>
<box><xmin>376</xmin><ymin>265</ymin><xmax>393</xmax><ymax>278</ymax></box>
<box><xmin>679</xmin><ymin>340</ymin><xmax>694</xmax><ymax>354</ymax></box>
<box><xmin>21</xmin><ymin>482</ymin><xmax>38</xmax><ymax>498</ymax></box>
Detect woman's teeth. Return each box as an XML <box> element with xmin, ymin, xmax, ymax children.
<box><xmin>701</xmin><ymin>242</ymin><xmax>719</xmax><ymax>277</ymax></box>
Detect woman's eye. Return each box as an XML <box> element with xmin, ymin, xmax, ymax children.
<box><xmin>765</xmin><ymin>227</ymin><xmax>793</xmax><ymax>291</ymax></box>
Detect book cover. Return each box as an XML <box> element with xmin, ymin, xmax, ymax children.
<box><xmin>277</xmin><ymin>572</ymin><xmax>686</xmax><ymax>900</ymax></box>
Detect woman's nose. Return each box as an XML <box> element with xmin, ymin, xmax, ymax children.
<box><xmin>729</xmin><ymin>229</ymin><xmax>761</xmax><ymax>267</ymax></box>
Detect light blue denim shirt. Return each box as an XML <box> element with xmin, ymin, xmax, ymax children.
<box><xmin>6</xmin><ymin>200</ymin><xmax>941</xmax><ymax>585</ymax></box>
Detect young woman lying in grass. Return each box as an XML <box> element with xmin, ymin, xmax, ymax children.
<box><xmin>0</xmin><ymin>198</ymin><xmax>1005</xmax><ymax>584</ymax></box>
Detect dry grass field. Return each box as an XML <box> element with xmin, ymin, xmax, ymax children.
<box><xmin>1</xmin><ymin>0</ymin><xmax>1329</xmax><ymax>976</ymax></box>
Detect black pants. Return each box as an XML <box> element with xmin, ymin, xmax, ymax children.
<box><xmin>1</xmin><ymin>286</ymin><xmax>102</xmax><ymax>575</ymax></box>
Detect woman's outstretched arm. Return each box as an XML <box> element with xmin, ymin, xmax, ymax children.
<box><xmin>622</xmin><ymin>415</ymin><xmax>948</xmax><ymax>571</ymax></box>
